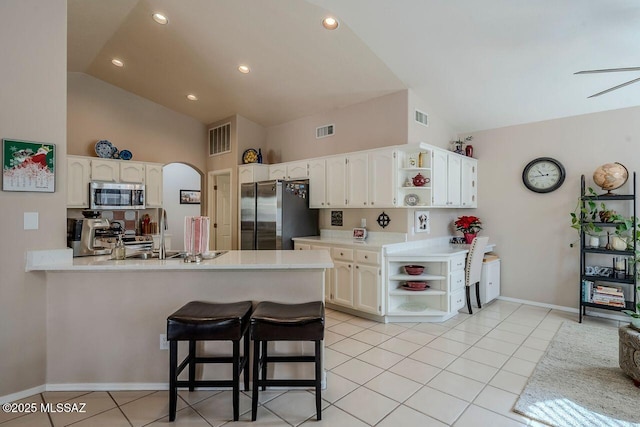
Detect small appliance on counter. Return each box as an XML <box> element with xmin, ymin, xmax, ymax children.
<box><xmin>67</xmin><ymin>217</ymin><xmax>112</xmax><ymax>257</ymax></box>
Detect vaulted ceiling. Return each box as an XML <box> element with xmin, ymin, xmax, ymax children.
<box><xmin>68</xmin><ymin>0</ymin><xmax>640</xmax><ymax>132</ymax></box>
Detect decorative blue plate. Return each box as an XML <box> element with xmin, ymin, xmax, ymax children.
<box><xmin>119</xmin><ymin>149</ymin><xmax>132</xmax><ymax>160</ymax></box>
<box><xmin>95</xmin><ymin>140</ymin><xmax>114</xmax><ymax>158</ymax></box>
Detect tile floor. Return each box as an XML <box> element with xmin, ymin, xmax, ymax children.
<box><xmin>0</xmin><ymin>300</ymin><xmax>623</xmax><ymax>426</ymax></box>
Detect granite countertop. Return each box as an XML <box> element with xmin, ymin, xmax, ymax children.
<box><xmin>25</xmin><ymin>249</ymin><xmax>334</xmax><ymax>272</ymax></box>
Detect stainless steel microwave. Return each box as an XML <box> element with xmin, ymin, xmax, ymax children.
<box><xmin>90</xmin><ymin>181</ymin><xmax>145</xmax><ymax>210</ymax></box>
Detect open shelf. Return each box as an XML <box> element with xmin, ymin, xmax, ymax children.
<box><xmin>389</xmin><ymin>273</ymin><xmax>446</xmax><ymax>281</ymax></box>
<box><xmin>389</xmin><ymin>289</ymin><xmax>446</xmax><ymax>296</ymax></box>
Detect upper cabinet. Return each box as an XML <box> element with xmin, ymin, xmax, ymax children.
<box><xmin>67</xmin><ymin>156</ymin><xmax>91</xmax><ymax>208</ymax></box>
<box><xmin>269</xmin><ymin>161</ymin><xmax>308</xmax><ymax>180</ymax></box>
<box><xmin>239</xmin><ymin>142</ymin><xmax>477</xmax><ymax>210</ymax></box>
<box><xmin>66</xmin><ymin>156</ymin><xmax>165</xmax><ymax>208</ymax></box>
<box><xmin>308</xmin><ymin>159</ymin><xmax>327</xmax><ymax>208</ymax></box>
<box><xmin>239</xmin><ymin>164</ymin><xmax>269</xmax><ymax>184</ymax></box>
<box><xmin>145</xmin><ymin>163</ymin><xmax>163</xmax><ymax>207</ymax></box>
<box><xmin>398</xmin><ymin>144</ymin><xmax>476</xmax><ymax>208</ymax></box>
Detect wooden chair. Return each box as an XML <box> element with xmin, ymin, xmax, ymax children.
<box><xmin>465</xmin><ymin>236</ymin><xmax>489</xmax><ymax>314</ymax></box>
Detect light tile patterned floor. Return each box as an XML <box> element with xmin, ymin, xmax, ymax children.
<box><xmin>0</xmin><ymin>301</ymin><xmax>624</xmax><ymax>426</ymax></box>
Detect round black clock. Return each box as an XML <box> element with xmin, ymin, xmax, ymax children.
<box><xmin>522</xmin><ymin>157</ymin><xmax>566</xmax><ymax>193</ymax></box>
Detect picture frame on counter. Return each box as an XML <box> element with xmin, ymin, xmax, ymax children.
<box><xmin>180</xmin><ymin>189</ymin><xmax>201</xmax><ymax>204</ymax></box>
<box><xmin>2</xmin><ymin>138</ymin><xmax>56</xmax><ymax>192</ymax></box>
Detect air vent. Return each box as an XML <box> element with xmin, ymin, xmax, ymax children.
<box><xmin>415</xmin><ymin>110</ymin><xmax>428</xmax><ymax>127</ymax></box>
<box><xmin>209</xmin><ymin>122</ymin><xmax>231</xmax><ymax>155</ymax></box>
<box><xmin>316</xmin><ymin>124</ymin><xmax>335</xmax><ymax>139</ymax></box>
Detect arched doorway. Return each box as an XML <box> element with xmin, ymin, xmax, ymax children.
<box><xmin>162</xmin><ymin>163</ymin><xmax>203</xmax><ymax>251</ymax></box>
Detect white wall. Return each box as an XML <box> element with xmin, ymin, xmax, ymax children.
<box><xmin>465</xmin><ymin>105</ymin><xmax>640</xmax><ymax>309</ymax></box>
<box><xmin>0</xmin><ymin>0</ymin><xmax>66</xmax><ymax>397</ymax></box>
<box><xmin>162</xmin><ymin>163</ymin><xmax>202</xmax><ymax>251</ymax></box>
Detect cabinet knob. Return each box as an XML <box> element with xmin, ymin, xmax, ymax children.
<box><xmin>340</xmin><ymin>252</ymin><xmax>343</xmax><ymax>256</ymax></box>
<box><xmin>321</xmin><ymin>202</ymin><xmax>324</xmax><ymax>206</ymax></box>
<box><xmin>356</xmin><ymin>265</ymin><xmax>359</xmax><ymax>269</ymax></box>
<box><xmin>364</xmin><ymin>255</ymin><xmax>368</xmax><ymax>259</ymax></box>
<box><xmin>364</xmin><ymin>202</ymin><xmax>366</xmax><ymax>205</ymax></box>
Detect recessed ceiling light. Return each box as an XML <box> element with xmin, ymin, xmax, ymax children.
<box><xmin>152</xmin><ymin>13</ymin><xmax>168</xmax><ymax>25</ymax></box>
<box><xmin>322</xmin><ymin>17</ymin><xmax>339</xmax><ymax>30</ymax></box>
<box><xmin>111</xmin><ymin>58</ymin><xmax>124</xmax><ymax>67</ymax></box>
<box><xmin>186</xmin><ymin>94</ymin><xmax>198</xmax><ymax>101</ymax></box>
<box><xmin>238</xmin><ymin>65</ymin><xmax>250</xmax><ymax>74</ymax></box>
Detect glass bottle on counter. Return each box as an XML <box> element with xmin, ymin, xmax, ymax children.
<box><xmin>112</xmin><ymin>234</ymin><xmax>126</xmax><ymax>260</ymax></box>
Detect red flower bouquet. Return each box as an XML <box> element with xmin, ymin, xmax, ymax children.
<box><xmin>454</xmin><ymin>215</ymin><xmax>482</xmax><ymax>234</ymax></box>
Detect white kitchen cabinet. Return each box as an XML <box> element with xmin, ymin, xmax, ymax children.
<box><xmin>368</xmin><ymin>148</ymin><xmax>397</xmax><ymax>207</ymax></box>
<box><xmin>67</xmin><ymin>156</ymin><xmax>91</xmax><ymax>207</ymax></box>
<box><xmin>480</xmin><ymin>259</ymin><xmax>500</xmax><ymax>303</ymax></box>
<box><xmin>461</xmin><ymin>157</ymin><xmax>478</xmax><ymax>208</ymax></box>
<box><xmin>294</xmin><ymin>243</ymin><xmax>311</xmax><ymax>250</ymax></box>
<box><xmin>332</xmin><ymin>260</ymin><xmax>354</xmax><ymax>308</ymax></box>
<box><xmin>145</xmin><ymin>163</ymin><xmax>163</xmax><ymax>207</ymax></box>
<box><xmin>347</xmin><ymin>153</ymin><xmax>368</xmax><ymax>207</ymax></box>
<box><xmin>286</xmin><ymin>161</ymin><xmax>308</xmax><ymax>179</ymax></box>
<box><xmin>269</xmin><ymin>164</ymin><xmax>287</xmax><ymax>180</ymax></box>
<box><xmin>91</xmin><ymin>159</ymin><xmax>119</xmax><ymax>182</ymax></box>
<box><xmin>308</xmin><ymin>159</ymin><xmax>327</xmax><ymax>208</ymax></box>
<box><xmin>238</xmin><ymin>164</ymin><xmax>269</xmax><ymax>184</ymax></box>
<box><xmin>432</xmin><ymin>148</ymin><xmax>462</xmax><ymax>207</ymax></box>
<box><xmin>325</xmin><ymin>155</ymin><xmax>347</xmax><ymax>208</ymax></box>
<box><xmin>354</xmin><ymin>249</ymin><xmax>383</xmax><ymax>315</ymax></box>
<box><xmin>120</xmin><ymin>161</ymin><xmax>145</xmax><ymax>183</ymax></box>
<box><xmin>312</xmin><ymin>245</ymin><xmax>333</xmax><ymax>302</ymax></box>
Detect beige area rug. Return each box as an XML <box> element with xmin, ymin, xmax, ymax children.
<box><xmin>513</xmin><ymin>321</ymin><xmax>639</xmax><ymax>427</ymax></box>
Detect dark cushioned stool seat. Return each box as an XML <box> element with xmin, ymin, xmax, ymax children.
<box><xmin>250</xmin><ymin>301</ymin><xmax>324</xmax><ymax>421</ymax></box>
<box><xmin>167</xmin><ymin>301</ymin><xmax>252</xmax><ymax>422</ymax></box>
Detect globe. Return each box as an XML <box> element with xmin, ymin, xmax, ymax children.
<box><xmin>593</xmin><ymin>162</ymin><xmax>628</xmax><ymax>193</ymax></box>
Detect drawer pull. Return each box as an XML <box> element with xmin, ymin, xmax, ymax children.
<box><xmin>364</xmin><ymin>255</ymin><xmax>368</xmax><ymax>259</ymax></box>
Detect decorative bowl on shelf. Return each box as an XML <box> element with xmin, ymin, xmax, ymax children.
<box><xmin>405</xmin><ymin>281</ymin><xmax>428</xmax><ymax>289</ymax></box>
<box><xmin>404</xmin><ymin>265</ymin><xmax>424</xmax><ymax>275</ymax></box>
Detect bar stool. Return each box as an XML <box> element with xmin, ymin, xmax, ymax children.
<box><xmin>167</xmin><ymin>300</ymin><xmax>252</xmax><ymax>422</ymax></box>
<box><xmin>250</xmin><ymin>301</ymin><xmax>324</xmax><ymax>421</ymax></box>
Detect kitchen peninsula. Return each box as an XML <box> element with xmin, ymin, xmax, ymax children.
<box><xmin>26</xmin><ymin>249</ymin><xmax>332</xmax><ymax>388</ymax></box>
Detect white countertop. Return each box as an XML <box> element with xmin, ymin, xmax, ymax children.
<box><xmin>386</xmin><ymin>243</ymin><xmax>496</xmax><ymax>258</ymax></box>
<box><xmin>26</xmin><ymin>249</ymin><xmax>333</xmax><ymax>272</ymax></box>
<box><xmin>293</xmin><ymin>230</ymin><xmax>407</xmax><ymax>250</ymax></box>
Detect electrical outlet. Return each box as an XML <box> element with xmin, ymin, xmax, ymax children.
<box><xmin>160</xmin><ymin>334</ymin><xmax>168</xmax><ymax>350</ymax></box>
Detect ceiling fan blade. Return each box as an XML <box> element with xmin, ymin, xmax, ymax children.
<box><xmin>575</xmin><ymin>67</ymin><xmax>640</xmax><ymax>75</ymax></box>
<box><xmin>587</xmin><ymin>76</ymin><xmax>640</xmax><ymax>98</ymax></box>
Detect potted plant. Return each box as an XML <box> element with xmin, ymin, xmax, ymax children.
<box><xmin>454</xmin><ymin>215</ymin><xmax>482</xmax><ymax>244</ymax></box>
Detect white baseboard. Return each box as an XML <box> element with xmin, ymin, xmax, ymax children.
<box><xmin>0</xmin><ymin>385</ymin><xmax>46</xmax><ymax>404</ymax></box>
<box><xmin>496</xmin><ymin>296</ymin><xmax>631</xmax><ymax>322</ymax></box>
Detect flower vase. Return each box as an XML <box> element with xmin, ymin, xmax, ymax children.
<box><xmin>464</xmin><ymin>233</ymin><xmax>477</xmax><ymax>244</ymax></box>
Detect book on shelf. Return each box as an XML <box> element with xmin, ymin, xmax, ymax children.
<box><xmin>594</xmin><ymin>285</ymin><xmax>624</xmax><ymax>296</ymax></box>
<box><xmin>582</xmin><ymin>280</ymin><xmax>594</xmax><ymax>303</ymax></box>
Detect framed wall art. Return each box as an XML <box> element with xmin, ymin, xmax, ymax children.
<box><xmin>180</xmin><ymin>189</ymin><xmax>201</xmax><ymax>204</ymax></box>
<box><xmin>2</xmin><ymin>139</ymin><xmax>56</xmax><ymax>192</ymax></box>
<box><xmin>415</xmin><ymin>210</ymin><xmax>430</xmax><ymax>233</ymax></box>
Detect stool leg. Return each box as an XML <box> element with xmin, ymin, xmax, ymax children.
<box><xmin>188</xmin><ymin>340</ymin><xmax>196</xmax><ymax>391</ymax></box>
<box><xmin>251</xmin><ymin>339</ymin><xmax>261</xmax><ymax>421</ymax></box>
<box><xmin>475</xmin><ymin>282</ymin><xmax>482</xmax><ymax>309</ymax></box>
<box><xmin>466</xmin><ymin>286</ymin><xmax>473</xmax><ymax>315</ymax></box>
<box><xmin>261</xmin><ymin>341</ymin><xmax>268</xmax><ymax>391</ymax></box>
<box><xmin>232</xmin><ymin>339</ymin><xmax>240</xmax><ymax>421</ymax></box>
<box><xmin>243</xmin><ymin>328</ymin><xmax>250</xmax><ymax>391</ymax></box>
<box><xmin>315</xmin><ymin>340</ymin><xmax>322</xmax><ymax>421</ymax></box>
<box><xmin>169</xmin><ymin>340</ymin><xmax>178</xmax><ymax>422</ymax></box>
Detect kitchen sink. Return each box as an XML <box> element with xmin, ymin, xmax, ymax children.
<box><xmin>125</xmin><ymin>250</ymin><xmax>228</xmax><ymax>261</ymax></box>
<box><xmin>126</xmin><ymin>250</ymin><xmax>186</xmax><ymax>260</ymax></box>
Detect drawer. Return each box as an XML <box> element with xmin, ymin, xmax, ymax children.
<box><xmin>450</xmin><ymin>270</ymin><xmax>465</xmax><ymax>292</ymax></box>
<box><xmin>355</xmin><ymin>250</ymin><xmax>379</xmax><ymax>265</ymax></box>
<box><xmin>451</xmin><ymin>255</ymin><xmax>466</xmax><ymax>272</ymax></box>
<box><xmin>450</xmin><ymin>288</ymin><xmax>465</xmax><ymax>312</ymax></box>
<box><xmin>331</xmin><ymin>247</ymin><xmax>354</xmax><ymax>261</ymax></box>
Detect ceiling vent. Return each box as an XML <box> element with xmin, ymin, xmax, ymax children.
<box><xmin>209</xmin><ymin>122</ymin><xmax>231</xmax><ymax>156</ymax></box>
<box><xmin>415</xmin><ymin>110</ymin><xmax>429</xmax><ymax>127</ymax></box>
<box><xmin>316</xmin><ymin>124</ymin><xmax>335</xmax><ymax>139</ymax></box>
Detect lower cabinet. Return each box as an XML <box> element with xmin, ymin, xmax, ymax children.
<box><xmin>294</xmin><ymin>242</ymin><xmax>383</xmax><ymax>316</ymax></box>
<box><xmin>480</xmin><ymin>259</ymin><xmax>500</xmax><ymax>303</ymax></box>
<box><xmin>385</xmin><ymin>254</ymin><xmax>466</xmax><ymax>322</ymax></box>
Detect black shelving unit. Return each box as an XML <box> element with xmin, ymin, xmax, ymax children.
<box><xmin>579</xmin><ymin>173</ymin><xmax>637</xmax><ymax>322</ymax></box>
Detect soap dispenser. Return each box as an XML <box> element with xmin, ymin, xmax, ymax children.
<box><xmin>113</xmin><ymin>234</ymin><xmax>126</xmax><ymax>260</ymax></box>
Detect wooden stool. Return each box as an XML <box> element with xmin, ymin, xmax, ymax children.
<box><xmin>250</xmin><ymin>301</ymin><xmax>324</xmax><ymax>421</ymax></box>
<box><xmin>167</xmin><ymin>301</ymin><xmax>252</xmax><ymax>421</ymax></box>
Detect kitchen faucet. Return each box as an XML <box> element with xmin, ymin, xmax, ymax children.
<box><xmin>159</xmin><ymin>208</ymin><xmax>167</xmax><ymax>260</ymax></box>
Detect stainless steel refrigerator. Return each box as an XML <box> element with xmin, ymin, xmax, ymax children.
<box><xmin>241</xmin><ymin>179</ymin><xmax>319</xmax><ymax>250</ymax></box>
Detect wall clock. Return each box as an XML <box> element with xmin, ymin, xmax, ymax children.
<box><xmin>522</xmin><ymin>157</ymin><xmax>566</xmax><ymax>193</ymax></box>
